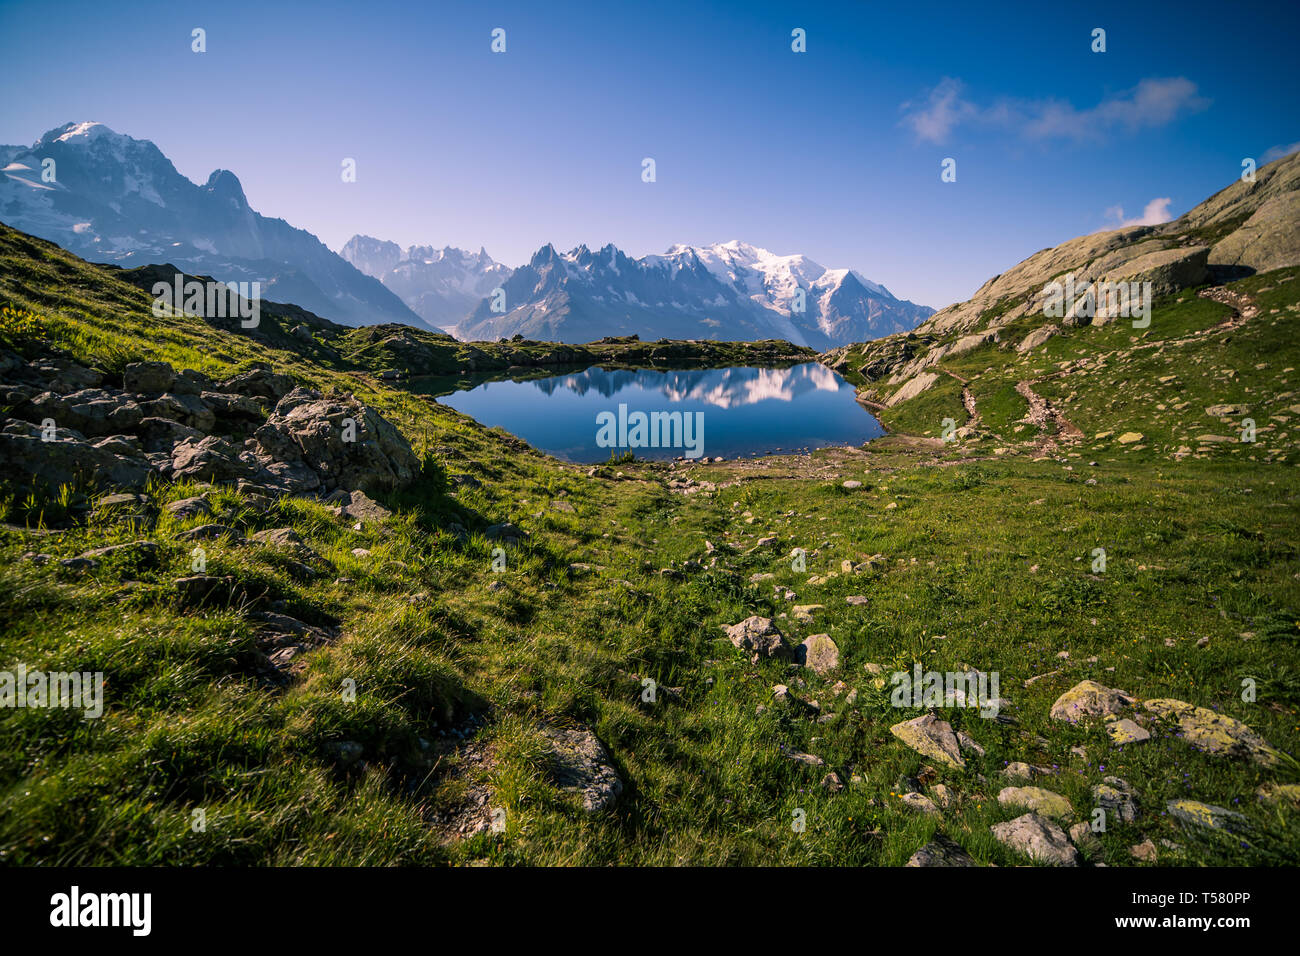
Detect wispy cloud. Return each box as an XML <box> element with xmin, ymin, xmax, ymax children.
<box><xmin>1261</xmin><ymin>140</ymin><xmax>1300</xmax><ymax>164</ymax></box>
<box><xmin>1103</xmin><ymin>197</ymin><xmax>1175</xmax><ymax>229</ymax></box>
<box><xmin>900</xmin><ymin>77</ymin><xmax>1209</xmax><ymax>145</ymax></box>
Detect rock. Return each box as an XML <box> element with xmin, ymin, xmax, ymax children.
<box><xmin>137</xmin><ymin>416</ymin><xmax>203</xmax><ymax>454</ymax></box>
<box><xmin>0</xmin><ymin>431</ymin><xmax>151</xmax><ymax>491</ymax></box>
<box><xmin>338</xmin><ymin>489</ymin><xmax>391</xmax><ymax>524</ymax></box>
<box><xmin>1003</xmin><ymin>762</ymin><xmax>1039</xmax><ymax>781</ymax></box>
<box><xmin>929</xmin><ymin>783</ymin><xmax>955</xmax><ymax>809</ymax></box>
<box><xmin>171</xmin><ymin>436</ymin><xmax>254</xmax><ymax>483</ymax></box>
<box><xmin>200</xmin><ymin>390</ymin><xmax>265</xmax><ymax>420</ymax></box>
<box><xmin>791</xmin><ymin>604</ymin><xmax>823</xmax><ymax>623</ymax></box>
<box><xmin>846</xmin><ymin>595</ymin><xmax>869</xmax><ymax>606</ymax></box>
<box><xmin>1116</xmin><ymin>432</ymin><xmax>1144</xmax><ymax>444</ymax></box>
<box><xmin>756</xmin><ymin>535</ymin><xmax>779</xmax><ymax>549</ymax></box>
<box><xmin>956</xmin><ymin>730</ymin><xmax>985</xmax><ymax>756</ymax></box>
<box><xmin>784</xmin><ymin>751</ymin><xmax>825</xmax><ymax>767</ymax></box>
<box><xmin>997</xmin><ymin>786</ymin><xmax>1074</xmax><ymax>820</ymax></box>
<box><xmin>166</xmin><ymin>495</ymin><xmax>212</xmax><ymax>519</ymax></box>
<box><xmin>1105</xmin><ymin>717</ymin><xmax>1150</xmax><ymax>745</ymax></box>
<box><xmin>1049</xmin><ymin>680</ymin><xmax>1135</xmax><ymax>723</ymax></box>
<box><xmin>906</xmin><ymin>834</ymin><xmax>977</xmax><ymax>867</ymax></box>
<box><xmin>123</xmin><ymin>361</ymin><xmax>176</xmax><ymax>394</ymax></box>
<box><xmin>140</xmin><ymin>392</ymin><xmax>215</xmax><ymax>431</ymax></box>
<box><xmin>725</xmin><ymin>616</ymin><xmax>789</xmax><ymax>661</ymax></box>
<box><xmin>1205</xmin><ymin>403</ymin><xmax>1248</xmax><ymax>417</ymax></box>
<box><xmin>324</xmin><ymin>740</ymin><xmax>364</xmax><ymax>767</ymax></box>
<box><xmin>797</xmin><ymin>633</ymin><xmax>839</xmax><ymax>676</ymax></box>
<box><xmin>174</xmin><ymin>574</ymin><xmax>256</xmax><ymax>608</ymax></box>
<box><xmin>250</xmin><ymin>528</ymin><xmax>305</xmax><ymax>549</ymax></box>
<box><xmin>821</xmin><ymin>772</ymin><xmax>844</xmax><ymax>792</ymax></box>
<box><xmin>990</xmin><ymin>813</ymin><xmax>1079</xmax><ymax>866</ymax></box>
<box><xmin>841</xmin><ymin>480</ymin><xmax>862</xmax><ymax>489</ymax></box>
<box><xmin>250</xmin><ymin>387</ymin><xmax>418</xmax><ymax>495</ymax></box>
<box><xmin>1129</xmin><ymin>839</ymin><xmax>1157</xmax><ymax>862</ymax></box>
<box><xmin>1069</xmin><ymin>821</ymin><xmax>1101</xmax><ymax>852</ymax></box>
<box><xmin>890</xmin><ymin>715</ymin><xmax>965</xmax><ymax>769</ymax></box>
<box><xmin>1166</xmin><ymin>799</ymin><xmax>1247</xmax><ymax>832</ymax></box>
<box><xmin>899</xmin><ymin>791</ymin><xmax>939</xmax><ymax>814</ymax></box>
<box><xmin>1017</xmin><ymin>324</ymin><xmax>1061</xmax><ymax>353</ymax></box>
<box><xmin>888</xmin><ymin>371</ymin><xmax>939</xmax><ymax>406</ymax></box>
<box><xmin>1142</xmin><ymin>698</ymin><xmax>1278</xmax><ymax>765</ymax></box>
<box><xmin>217</xmin><ymin>366</ymin><xmax>295</xmax><ymax>401</ymax></box>
<box><xmin>29</xmin><ymin>388</ymin><xmax>143</xmax><ymax>437</ymax></box>
<box><xmin>1256</xmin><ymin>783</ymin><xmax>1300</xmax><ymax>807</ymax></box>
<box><xmin>175</xmin><ymin>523</ymin><xmax>241</xmax><ymax>542</ymax></box>
<box><xmin>542</xmin><ymin>725</ymin><xmax>623</xmax><ymax>812</ymax></box>
<box><xmin>1093</xmin><ymin>777</ymin><xmax>1138</xmax><ymax>823</ymax></box>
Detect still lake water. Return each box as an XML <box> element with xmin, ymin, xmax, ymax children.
<box><xmin>437</xmin><ymin>363</ymin><xmax>884</xmax><ymax>462</ymax></box>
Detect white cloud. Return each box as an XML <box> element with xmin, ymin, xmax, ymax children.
<box><xmin>1103</xmin><ymin>197</ymin><xmax>1175</xmax><ymax>229</ymax></box>
<box><xmin>899</xmin><ymin>77</ymin><xmax>978</xmax><ymax>145</ymax></box>
<box><xmin>1261</xmin><ymin>141</ymin><xmax>1300</xmax><ymax>164</ymax></box>
<box><xmin>900</xmin><ymin>77</ymin><xmax>1209</xmax><ymax>145</ymax></box>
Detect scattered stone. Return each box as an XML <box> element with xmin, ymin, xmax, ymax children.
<box><xmin>797</xmin><ymin>633</ymin><xmax>839</xmax><ymax>676</ymax></box>
<box><xmin>899</xmin><ymin>791</ymin><xmax>939</xmax><ymax>814</ymax></box>
<box><xmin>846</xmin><ymin>595</ymin><xmax>869</xmax><ymax>606</ymax></box>
<box><xmin>1049</xmin><ymin>680</ymin><xmax>1135</xmax><ymax>723</ymax></box>
<box><xmin>890</xmin><ymin>715</ymin><xmax>965</xmax><ymax>769</ymax></box>
<box><xmin>542</xmin><ymin>724</ymin><xmax>623</xmax><ymax>812</ymax></box>
<box><xmin>1256</xmin><ymin>783</ymin><xmax>1300</xmax><ymax>807</ymax></box>
<box><xmin>725</xmin><ymin>616</ymin><xmax>790</xmax><ymax>661</ymax></box>
<box><xmin>906</xmin><ymin>835</ymin><xmax>976</xmax><ymax>867</ymax></box>
<box><xmin>1129</xmin><ymin>839</ymin><xmax>1157</xmax><ymax>862</ymax></box>
<box><xmin>990</xmin><ymin>813</ymin><xmax>1079</xmax><ymax>866</ymax></box>
<box><xmin>166</xmin><ymin>495</ymin><xmax>212</xmax><ymax>519</ymax></box>
<box><xmin>1166</xmin><ymin>799</ymin><xmax>1247</xmax><ymax>832</ymax></box>
<box><xmin>821</xmin><ymin>772</ymin><xmax>844</xmax><ymax>792</ymax></box>
<box><xmin>1117</xmin><ymin>432</ymin><xmax>1144</xmax><ymax>444</ymax></box>
<box><xmin>1069</xmin><ymin>821</ymin><xmax>1101</xmax><ymax>852</ymax></box>
<box><xmin>1093</xmin><ymin>777</ymin><xmax>1138</xmax><ymax>823</ymax></box>
<box><xmin>841</xmin><ymin>480</ymin><xmax>862</xmax><ymax>489</ymax></box>
<box><xmin>791</xmin><ymin>604</ymin><xmax>824</xmax><ymax>623</ymax></box>
<box><xmin>1106</xmin><ymin>718</ymin><xmax>1151</xmax><ymax>745</ymax></box>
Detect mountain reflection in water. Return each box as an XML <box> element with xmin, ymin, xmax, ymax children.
<box><xmin>438</xmin><ymin>362</ymin><xmax>883</xmax><ymax>462</ymax></box>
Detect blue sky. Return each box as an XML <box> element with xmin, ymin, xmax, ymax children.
<box><xmin>1</xmin><ymin>0</ymin><xmax>1297</xmax><ymax>308</ymax></box>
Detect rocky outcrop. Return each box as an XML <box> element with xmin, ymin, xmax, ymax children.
<box><xmin>1</xmin><ymin>352</ymin><xmax>420</xmax><ymax>503</ymax></box>
<box><xmin>248</xmin><ymin>388</ymin><xmax>419</xmax><ymax>495</ymax></box>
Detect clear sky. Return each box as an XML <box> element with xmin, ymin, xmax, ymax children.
<box><xmin>1</xmin><ymin>0</ymin><xmax>1297</xmax><ymax>309</ymax></box>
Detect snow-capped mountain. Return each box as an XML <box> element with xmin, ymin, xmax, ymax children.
<box><xmin>456</xmin><ymin>240</ymin><xmax>931</xmax><ymax>347</ymax></box>
<box><xmin>341</xmin><ymin>236</ymin><xmax>510</xmax><ymax>333</ymax></box>
<box><xmin>0</xmin><ymin>122</ymin><xmax>429</xmax><ymax>330</ymax></box>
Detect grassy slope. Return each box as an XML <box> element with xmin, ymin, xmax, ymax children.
<box><xmin>1</xmin><ymin>226</ymin><xmax>1298</xmax><ymax>866</ymax></box>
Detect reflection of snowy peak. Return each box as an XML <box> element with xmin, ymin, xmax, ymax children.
<box><xmin>341</xmin><ymin>235</ymin><xmax>511</xmax><ymax>333</ymax></box>
<box><xmin>0</xmin><ymin>122</ymin><xmax>429</xmax><ymax>329</ymax></box>
<box><xmin>458</xmin><ymin>240</ymin><xmax>932</xmax><ymax>348</ymax></box>
<box><xmin>531</xmin><ymin>362</ymin><xmax>845</xmax><ymax>408</ymax></box>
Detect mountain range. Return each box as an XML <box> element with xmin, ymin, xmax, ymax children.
<box><xmin>1</xmin><ymin>122</ymin><xmax>931</xmax><ymax>346</ymax></box>
<box><xmin>0</xmin><ymin>122</ymin><xmax>429</xmax><ymax>330</ymax></box>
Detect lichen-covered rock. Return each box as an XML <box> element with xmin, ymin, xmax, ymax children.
<box><xmin>1167</xmin><ymin>799</ymin><xmax>1247</xmax><ymax>832</ymax></box>
<box><xmin>1142</xmin><ymin>698</ymin><xmax>1279</xmax><ymax>765</ymax></box>
<box><xmin>1093</xmin><ymin>776</ymin><xmax>1138</xmax><ymax>823</ymax></box>
<box><xmin>725</xmin><ymin>616</ymin><xmax>789</xmax><ymax>661</ymax></box>
<box><xmin>797</xmin><ymin>633</ymin><xmax>839</xmax><ymax>675</ymax></box>
<box><xmin>1049</xmin><ymin>680</ymin><xmax>1135</xmax><ymax>723</ymax></box>
<box><xmin>250</xmin><ymin>388</ymin><xmax>418</xmax><ymax>495</ymax></box>
<box><xmin>543</xmin><ymin>725</ymin><xmax>623</xmax><ymax>813</ymax></box>
<box><xmin>889</xmin><ymin>714</ymin><xmax>965</xmax><ymax>769</ymax></box>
